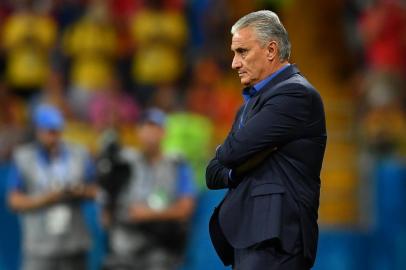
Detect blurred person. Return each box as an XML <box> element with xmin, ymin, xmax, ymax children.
<box><xmin>7</xmin><ymin>104</ymin><xmax>97</xmax><ymax>270</ymax></box>
<box><xmin>358</xmin><ymin>0</ymin><xmax>406</xmax><ymax>75</ymax></box>
<box><xmin>359</xmin><ymin>71</ymin><xmax>406</xmax><ymax>155</ymax></box>
<box><xmin>102</xmin><ymin>108</ymin><xmax>196</xmax><ymax>270</ymax></box>
<box><xmin>0</xmin><ymin>81</ymin><xmax>28</xmax><ymax>162</ymax></box>
<box><xmin>1</xmin><ymin>0</ymin><xmax>57</xmax><ymax>98</ymax></box>
<box><xmin>129</xmin><ymin>0</ymin><xmax>188</xmax><ymax>104</ymax></box>
<box><xmin>88</xmin><ymin>75</ymin><xmax>140</xmax><ymax>131</ymax></box>
<box><xmin>62</xmin><ymin>0</ymin><xmax>117</xmax><ymax>92</ymax></box>
<box><xmin>206</xmin><ymin>10</ymin><xmax>326</xmax><ymax>270</ymax></box>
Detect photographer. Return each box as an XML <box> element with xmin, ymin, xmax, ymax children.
<box><xmin>103</xmin><ymin>108</ymin><xmax>196</xmax><ymax>270</ymax></box>
<box><xmin>7</xmin><ymin>104</ymin><xmax>97</xmax><ymax>270</ymax></box>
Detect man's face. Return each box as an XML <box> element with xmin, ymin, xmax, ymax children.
<box><xmin>37</xmin><ymin>129</ymin><xmax>61</xmax><ymax>149</ymax></box>
<box><xmin>231</xmin><ymin>27</ymin><xmax>274</xmax><ymax>86</ymax></box>
<box><xmin>137</xmin><ymin>123</ymin><xmax>165</xmax><ymax>152</ymax></box>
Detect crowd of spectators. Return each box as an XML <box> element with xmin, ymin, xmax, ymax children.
<box><xmin>345</xmin><ymin>0</ymin><xmax>406</xmax><ymax>157</ymax></box>
<box><xmin>343</xmin><ymin>2</ymin><xmax>406</xmax><ymax>269</ymax></box>
<box><xmin>0</xmin><ymin>0</ymin><xmax>276</xmax><ymax>165</ymax></box>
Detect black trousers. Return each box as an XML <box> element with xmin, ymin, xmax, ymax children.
<box><xmin>232</xmin><ymin>243</ymin><xmax>309</xmax><ymax>270</ymax></box>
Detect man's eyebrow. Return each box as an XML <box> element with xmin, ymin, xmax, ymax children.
<box><xmin>231</xmin><ymin>46</ymin><xmax>248</xmax><ymax>52</ymax></box>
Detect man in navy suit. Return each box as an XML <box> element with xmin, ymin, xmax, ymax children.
<box><xmin>206</xmin><ymin>10</ymin><xmax>327</xmax><ymax>270</ymax></box>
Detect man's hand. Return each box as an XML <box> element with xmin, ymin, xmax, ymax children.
<box><xmin>65</xmin><ymin>184</ymin><xmax>98</xmax><ymax>200</ymax></box>
<box><xmin>8</xmin><ymin>189</ymin><xmax>66</xmax><ymax>212</ymax></box>
<box><xmin>128</xmin><ymin>197</ymin><xmax>195</xmax><ymax>223</ymax></box>
<box><xmin>128</xmin><ymin>204</ymin><xmax>156</xmax><ymax>222</ymax></box>
<box><xmin>45</xmin><ymin>190</ymin><xmax>67</xmax><ymax>204</ymax></box>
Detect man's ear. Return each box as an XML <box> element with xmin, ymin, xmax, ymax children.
<box><xmin>267</xmin><ymin>41</ymin><xmax>278</xmax><ymax>61</ymax></box>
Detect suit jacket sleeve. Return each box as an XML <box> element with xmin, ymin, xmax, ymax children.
<box><xmin>217</xmin><ymin>90</ymin><xmax>310</xmax><ymax>168</ymax></box>
<box><xmin>206</xmin><ymin>157</ymin><xmax>230</xmax><ymax>189</ymax></box>
<box><xmin>206</xmin><ymin>107</ymin><xmax>245</xmax><ymax>190</ymax></box>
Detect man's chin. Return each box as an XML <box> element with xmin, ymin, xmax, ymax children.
<box><xmin>240</xmin><ymin>78</ymin><xmax>251</xmax><ymax>86</ymax></box>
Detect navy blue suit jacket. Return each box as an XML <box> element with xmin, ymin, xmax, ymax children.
<box><xmin>206</xmin><ymin>64</ymin><xmax>327</xmax><ymax>267</ymax></box>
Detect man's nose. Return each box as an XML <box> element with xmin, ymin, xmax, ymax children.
<box><xmin>231</xmin><ymin>56</ymin><xmax>242</xmax><ymax>70</ymax></box>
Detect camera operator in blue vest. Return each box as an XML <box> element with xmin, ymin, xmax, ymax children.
<box><xmin>103</xmin><ymin>108</ymin><xmax>197</xmax><ymax>270</ymax></box>
<box><xmin>7</xmin><ymin>104</ymin><xmax>97</xmax><ymax>270</ymax></box>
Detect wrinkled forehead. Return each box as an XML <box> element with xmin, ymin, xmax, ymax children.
<box><xmin>231</xmin><ymin>27</ymin><xmax>260</xmax><ymax>50</ymax></box>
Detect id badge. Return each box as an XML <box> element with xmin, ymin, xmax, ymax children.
<box><xmin>46</xmin><ymin>205</ymin><xmax>72</xmax><ymax>235</ymax></box>
<box><xmin>147</xmin><ymin>189</ymin><xmax>169</xmax><ymax>211</ymax></box>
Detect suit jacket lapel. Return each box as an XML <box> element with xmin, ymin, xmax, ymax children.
<box><xmin>238</xmin><ymin>65</ymin><xmax>301</xmax><ymax>127</ymax></box>
<box><xmin>261</xmin><ymin>64</ymin><xmax>300</xmax><ymax>93</ymax></box>
<box><xmin>244</xmin><ymin>94</ymin><xmax>261</xmax><ymax>121</ymax></box>
<box><xmin>244</xmin><ymin>64</ymin><xmax>301</xmax><ymax>121</ymax></box>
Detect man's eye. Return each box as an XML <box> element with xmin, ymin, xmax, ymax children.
<box><xmin>237</xmin><ymin>48</ymin><xmax>247</xmax><ymax>55</ymax></box>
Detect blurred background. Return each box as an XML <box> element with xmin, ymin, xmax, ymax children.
<box><xmin>0</xmin><ymin>0</ymin><xmax>405</xmax><ymax>269</ymax></box>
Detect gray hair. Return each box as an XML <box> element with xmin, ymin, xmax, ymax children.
<box><xmin>231</xmin><ymin>10</ymin><xmax>291</xmax><ymax>61</ymax></box>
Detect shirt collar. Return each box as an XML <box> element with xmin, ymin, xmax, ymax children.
<box><xmin>242</xmin><ymin>64</ymin><xmax>291</xmax><ymax>102</ymax></box>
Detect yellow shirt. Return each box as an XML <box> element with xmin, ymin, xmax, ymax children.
<box><xmin>63</xmin><ymin>18</ymin><xmax>117</xmax><ymax>90</ymax></box>
<box><xmin>130</xmin><ymin>10</ymin><xmax>187</xmax><ymax>84</ymax></box>
<box><xmin>2</xmin><ymin>13</ymin><xmax>56</xmax><ymax>88</ymax></box>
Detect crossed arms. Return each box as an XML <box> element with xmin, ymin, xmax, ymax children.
<box><xmin>206</xmin><ymin>91</ymin><xmax>309</xmax><ymax>189</ymax></box>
